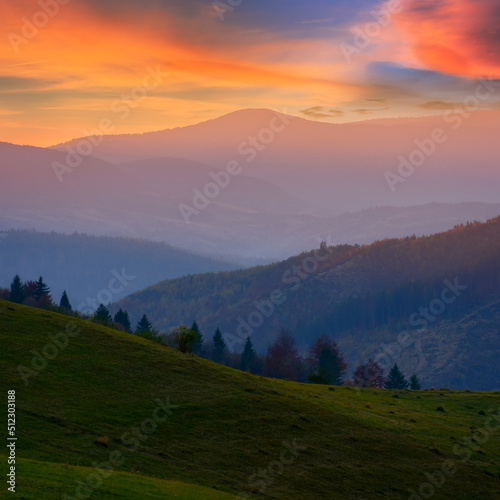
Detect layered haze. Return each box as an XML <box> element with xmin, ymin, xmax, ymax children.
<box><xmin>1</xmin><ymin>110</ymin><xmax>500</xmax><ymax>258</ymax></box>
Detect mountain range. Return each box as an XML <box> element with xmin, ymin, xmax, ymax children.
<box><xmin>0</xmin><ymin>231</ymin><xmax>236</xmax><ymax>311</ymax></box>
<box><xmin>2</xmin><ymin>109</ymin><xmax>500</xmax><ymax>259</ymax></box>
<box><xmin>114</xmin><ymin>217</ymin><xmax>500</xmax><ymax>391</ymax></box>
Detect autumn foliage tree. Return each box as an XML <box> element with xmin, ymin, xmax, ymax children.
<box><xmin>174</xmin><ymin>326</ymin><xmax>197</xmax><ymax>354</ymax></box>
<box><xmin>23</xmin><ymin>280</ymin><xmax>37</xmax><ymax>300</ymax></box>
<box><xmin>262</xmin><ymin>328</ymin><xmax>303</xmax><ymax>381</ymax></box>
<box><xmin>353</xmin><ymin>359</ymin><xmax>385</xmax><ymax>388</ymax></box>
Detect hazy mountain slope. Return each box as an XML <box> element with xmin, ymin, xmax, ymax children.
<box><xmin>114</xmin><ymin>218</ymin><xmax>500</xmax><ymax>390</ymax></box>
<box><xmin>1</xmin><ymin>301</ymin><xmax>499</xmax><ymax>499</ymax></box>
<box><xmin>3</xmin><ymin>137</ymin><xmax>500</xmax><ymax>259</ymax></box>
<box><xmin>0</xmin><ymin>231</ymin><xmax>236</xmax><ymax>311</ymax></box>
<box><xmin>52</xmin><ymin>108</ymin><xmax>500</xmax><ymax>213</ymax></box>
<box><xmin>0</xmin><ymin>142</ymin><xmax>318</xmax><ymax>258</ymax></box>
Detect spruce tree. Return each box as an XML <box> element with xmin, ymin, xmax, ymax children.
<box><xmin>191</xmin><ymin>320</ymin><xmax>204</xmax><ymax>355</ymax></box>
<box><xmin>409</xmin><ymin>373</ymin><xmax>422</xmax><ymax>390</ymax></box>
<box><xmin>60</xmin><ymin>291</ymin><xmax>72</xmax><ymax>311</ymax></box>
<box><xmin>240</xmin><ymin>337</ymin><xmax>257</xmax><ymax>372</ymax></box>
<box><xmin>136</xmin><ymin>314</ymin><xmax>153</xmax><ymax>335</ymax></box>
<box><xmin>307</xmin><ymin>336</ymin><xmax>347</xmax><ymax>385</ymax></box>
<box><xmin>9</xmin><ymin>275</ymin><xmax>25</xmax><ymax>304</ymax></box>
<box><xmin>114</xmin><ymin>308</ymin><xmax>131</xmax><ymax>333</ymax></box>
<box><xmin>94</xmin><ymin>304</ymin><xmax>111</xmax><ymax>325</ymax></box>
<box><xmin>384</xmin><ymin>363</ymin><xmax>409</xmax><ymax>390</ymax></box>
<box><xmin>34</xmin><ymin>276</ymin><xmax>50</xmax><ymax>302</ymax></box>
<box><xmin>213</xmin><ymin>327</ymin><xmax>227</xmax><ymax>364</ymax></box>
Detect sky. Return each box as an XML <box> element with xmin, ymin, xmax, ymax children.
<box><xmin>1</xmin><ymin>0</ymin><xmax>499</xmax><ymax>146</ymax></box>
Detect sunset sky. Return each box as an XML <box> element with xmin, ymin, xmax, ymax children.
<box><xmin>1</xmin><ymin>0</ymin><xmax>500</xmax><ymax>146</ymax></box>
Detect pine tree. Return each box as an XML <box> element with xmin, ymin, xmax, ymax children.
<box><xmin>9</xmin><ymin>275</ymin><xmax>25</xmax><ymax>304</ymax></box>
<box><xmin>191</xmin><ymin>321</ymin><xmax>204</xmax><ymax>355</ymax></box>
<box><xmin>213</xmin><ymin>327</ymin><xmax>227</xmax><ymax>364</ymax></box>
<box><xmin>240</xmin><ymin>337</ymin><xmax>257</xmax><ymax>372</ymax></box>
<box><xmin>306</xmin><ymin>336</ymin><xmax>347</xmax><ymax>385</ymax></box>
<box><xmin>60</xmin><ymin>291</ymin><xmax>72</xmax><ymax>311</ymax></box>
<box><xmin>409</xmin><ymin>373</ymin><xmax>422</xmax><ymax>390</ymax></box>
<box><xmin>384</xmin><ymin>363</ymin><xmax>409</xmax><ymax>390</ymax></box>
<box><xmin>94</xmin><ymin>304</ymin><xmax>111</xmax><ymax>325</ymax></box>
<box><xmin>114</xmin><ymin>308</ymin><xmax>131</xmax><ymax>333</ymax></box>
<box><xmin>34</xmin><ymin>276</ymin><xmax>51</xmax><ymax>302</ymax></box>
<box><xmin>136</xmin><ymin>314</ymin><xmax>153</xmax><ymax>335</ymax></box>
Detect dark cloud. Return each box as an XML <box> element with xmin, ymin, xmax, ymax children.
<box><xmin>82</xmin><ymin>0</ymin><xmax>380</xmax><ymax>39</ymax></box>
<box><xmin>366</xmin><ymin>62</ymin><xmax>462</xmax><ymax>88</ymax></box>
<box><xmin>418</xmin><ymin>101</ymin><xmax>457</xmax><ymax>110</ymax></box>
<box><xmin>0</xmin><ymin>76</ymin><xmax>57</xmax><ymax>92</ymax></box>
<box><xmin>352</xmin><ymin>107</ymin><xmax>389</xmax><ymax>114</ymax></box>
<box><xmin>300</xmin><ymin>106</ymin><xmax>344</xmax><ymax>119</ymax></box>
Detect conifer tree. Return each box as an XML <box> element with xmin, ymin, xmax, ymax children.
<box><xmin>306</xmin><ymin>335</ymin><xmax>347</xmax><ymax>385</ymax></box>
<box><xmin>135</xmin><ymin>314</ymin><xmax>153</xmax><ymax>335</ymax></box>
<box><xmin>114</xmin><ymin>308</ymin><xmax>131</xmax><ymax>333</ymax></box>
<box><xmin>240</xmin><ymin>337</ymin><xmax>257</xmax><ymax>372</ymax></box>
<box><xmin>60</xmin><ymin>291</ymin><xmax>72</xmax><ymax>311</ymax></box>
<box><xmin>94</xmin><ymin>304</ymin><xmax>112</xmax><ymax>325</ymax></box>
<box><xmin>34</xmin><ymin>276</ymin><xmax>51</xmax><ymax>302</ymax></box>
<box><xmin>9</xmin><ymin>275</ymin><xmax>25</xmax><ymax>304</ymax></box>
<box><xmin>191</xmin><ymin>320</ymin><xmax>204</xmax><ymax>355</ymax></box>
<box><xmin>213</xmin><ymin>327</ymin><xmax>227</xmax><ymax>364</ymax></box>
<box><xmin>384</xmin><ymin>363</ymin><xmax>409</xmax><ymax>390</ymax></box>
<box><xmin>409</xmin><ymin>373</ymin><xmax>422</xmax><ymax>390</ymax></box>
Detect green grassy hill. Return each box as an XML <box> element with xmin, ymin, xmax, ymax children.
<box><xmin>1</xmin><ymin>300</ymin><xmax>499</xmax><ymax>499</ymax></box>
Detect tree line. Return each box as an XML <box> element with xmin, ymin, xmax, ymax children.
<box><xmin>2</xmin><ymin>273</ymin><xmax>422</xmax><ymax>390</ymax></box>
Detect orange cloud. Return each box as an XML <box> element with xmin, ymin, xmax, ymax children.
<box><xmin>0</xmin><ymin>1</ymin><xmax>370</xmax><ymax>146</ymax></box>
<box><xmin>396</xmin><ymin>0</ymin><xmax>500</xmax><ymax>78</ymax></box>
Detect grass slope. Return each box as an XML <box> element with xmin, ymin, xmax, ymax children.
<box><xmin>18</xmin><ymin>458</ymin><xmax>234</xmax><ymax>499</ymax></box>
<box><xmin>1</xmin><ymin>300</ymin><xmax>499</xmax><ymax>499</ymax></box>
